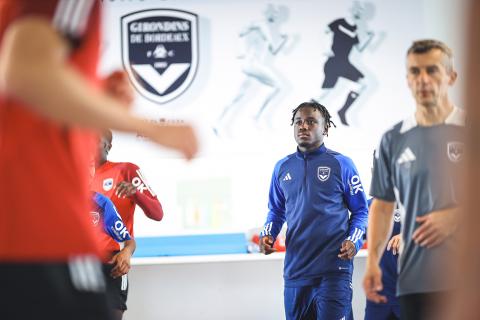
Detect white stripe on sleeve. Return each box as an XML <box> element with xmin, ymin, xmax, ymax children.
<box><xmin>53</xmin><ymin>0</ymin><xmax>95</xmax><ymax>37</ymax></box>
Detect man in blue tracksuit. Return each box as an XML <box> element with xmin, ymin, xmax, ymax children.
<box><xmin>92</xmin><ymin>192</ymin><xmax>136</xmax><ymax>319</ymax></box>
<box><xmin>92</xmin><ymin>192</ymin><xmax>132</xmax><ymax>244</ymax></box>
<box><xmin>364</xmin><ymin>198</ymin><xmax>401</xmax><ymax>320</ymax></box>
<box><xmin>260</xmin><ymin>101</ymin><xmax>369</xmax><ymax>320</ymax></box>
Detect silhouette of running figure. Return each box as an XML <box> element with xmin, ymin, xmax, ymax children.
<box><xmin>214</xmin><ymin>4</ymin><xmax>292</xmax><ymax>137</ymax></box>
<box><xmin>315</xmin><ymin>2</ymin><xmax>379</xmax><ymax>126</ymax></box>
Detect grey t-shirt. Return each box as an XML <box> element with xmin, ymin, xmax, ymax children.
<box><xmin>371</xmin><ymin>106</ymin><xmax>465</xmax><ymax>296</ymax></box>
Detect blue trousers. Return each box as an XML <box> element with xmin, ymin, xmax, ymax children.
<box><xmin>365</xmin><ymin>301</ymin><xmax>400</xmax><ymax>320</ymax></box>
<box><xmin>284</xmin><ymin>274</ymin><xmax>353</xmax><ymax>320</ymax></box>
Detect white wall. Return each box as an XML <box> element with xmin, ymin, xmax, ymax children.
<box><xmin>421</xmin><ymin>0</ymin><xmax>468</xmax><ymax>105</ymax></box>
<box><xmin>125</xmin><ymin>254</ymin><xmax>367</xmax><ymax>320</ymax></box>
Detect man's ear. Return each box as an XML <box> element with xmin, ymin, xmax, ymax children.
<box><xmin>448</xmin><ymin>70</ymin><xmax>458</xmax><ymax>86</ymax></box>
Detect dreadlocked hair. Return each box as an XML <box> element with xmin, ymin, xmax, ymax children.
<box><xmin>291</xmin><ymin>101</ymin><xmax>336</xmax><ymax>134</ymax></box>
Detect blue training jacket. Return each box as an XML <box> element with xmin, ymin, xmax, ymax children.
<box><xmin>92</xmin><ymin>192</ymin><xmax>131</xmax><ymax>242</ymax></box>
<box><xmin>261</xmin><ymin>144</ymin><xmax>369</xmax><ymax>287</ymax></box>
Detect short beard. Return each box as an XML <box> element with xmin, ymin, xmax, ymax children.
<box><xmin>297</xmin><ymin>141</ymin><xmax>311</xmax><ymax>148</ymax></box>
<box><xmin>420</xmin><ymin>100</ymin><xmax>438</xmax><ymax>108</ymax></box>
<box><xmin>297</xmin><ymin>140</ymin><xmax>321</xmax><ymax>152</ymax></box>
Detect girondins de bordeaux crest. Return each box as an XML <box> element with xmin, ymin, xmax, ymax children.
<box><xmin>317</xmin><ymin>166</ymin><xmax>331</xmax><ymax>182</ymax></box>
<box><xmin>121</xmin><ymin>9</ymin><xmax>199</xmax><ymax>104</ymax></box>
<box><xmin>447</xmin><ymin>141</ymin><xmax>464</xmax><ymax>163</ymax></box>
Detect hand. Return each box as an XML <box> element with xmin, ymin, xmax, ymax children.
<box><xmin>145</xmin><ymin>123</ymin><xmax>198</xmax><ymax>161</ymax></box>
<box><xmin>412</xmin><ymin>209</ymin><xmax>457</xmax><ymax>248</ymax></box>
<box><xmin>115</xmin><ymin>181</ymin><xmax>136</xmax><ymax>198</ymax></box>
<box><xmin>259</xmin><ymin>236</ymin><xmax>277</xmax><ymax>255</ymax></box>
<box><xmin>363</xmin><ymin>263</ymin><xmax>388</xmax><ymax>303</ymax></box>
<box><xmin>109</xmin><ymin>250</ymin><xmax>132</xmax><ymax>278</ymax></box>
<box><xmin>102</xmin><ymin>70</ymin><xmax>134</xmax><ymax>107</ymax></box>
<box><xmin>338</xmin><ymin>240</ymin><xmax>356</xmax><ymax>260</ymax></box>
<box><xmin>386</xmin><ymin>234</ymin><xmax>401</xmax><ymax>255</ymax></box>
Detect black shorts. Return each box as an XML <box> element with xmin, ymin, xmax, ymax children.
<box><xmin>103</xmin><ymin>263</ymin><xmax>129</xmax><ymax>311</ymax></box>
<box><xmin>322</xmin><ymin>56</ymin><xmax>364</xmax><ymax>88</ymax></box>
<box><xmin>0</xmin><ymin>259</ymin><xmax>112</xmax><ymax>320</ymax></box>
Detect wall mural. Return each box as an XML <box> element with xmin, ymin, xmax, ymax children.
<box><xmin>101</xmin><ymin>0</ymin><xmax>423</xmax><ymax>235</ymax></box>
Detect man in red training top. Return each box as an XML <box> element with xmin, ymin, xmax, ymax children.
<box><xmin>0</xmin><ymin>1</ymin><xmax>198</xmax><ymax>319</ymax></box>
<box><xmin>91</xmin><ymin>129</ymin><xmax>163</xmax><ymax>318</ymax></box>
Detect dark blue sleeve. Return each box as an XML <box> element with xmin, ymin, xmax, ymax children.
<box><xmin>93</xmin><ymin>192</ymin><xmax>131</xmax><ymax>242</ymax></box>
<box><xmin>328</xmin><ymin>19</ymin><xmax>341</xmax><ymax>32</ymax></box>
<box><xmin>260</xmin><ymin>160</ymin><xmax>286</xmax><ymax>240</ymax></box>
<box><xmin>337</xmin><ymin>155</ymin><xmax>369</xmax><ymax>253</ymax></box>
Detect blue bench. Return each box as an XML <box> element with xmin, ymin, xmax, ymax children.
<box><xmin>133</xmin><ymin>233</ymin><xmax>248</xmax><ymax>257</ymax></box>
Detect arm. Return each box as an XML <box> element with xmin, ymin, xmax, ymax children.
<box><xmin>363</xmin><ymin>134</ymin><xmax>397</xmax><ymax>303</ymax></box>
<box><xmin>115</xmin><ymin>181</ymin><xmax>164</xmax><ymax>221</ymax></box>
<box><xmin>102</xmin><ymin>70</ymin><xmax>134</xmax><ymax>107</ymax></box>
<box><xmin>134</xmin><ymin>192</ymin><xmax>164</xmax><ymax>221</ymax></box>
<box><xmin>259</xmin><ymin>164</ymin><xmax>286</xmax><ymax>255</ymax></box>
<box><xmin>0</xmin><ymin>18</ymin><xmax>197</xmax><ymax>159</ymax></box>
<box><xmin>239</xmin><ymin>23</ymin><xmax>259</xmax><ymax>38</ymax></box>
<box><xmin>110</xmin><ymin>239</ymin><xmax>136</xmax><ymax>278</ymax></box>
<box><xmin>115</xmin><ymin>165</ymin><xmax>164</xmax><ymax>221</ymax></box>
<box><xmin>356</xmin><ymin>31</ymin><xmax>374</xmax><ymax>52</ymax></box>
<box><xmin>339</xmin><ymin>157</ymin><xmax>369</xmax><ymax>259</ymax></box>
<box><xmin>367</xmin><ymin>199</ymin><xmax>396</xmax><ymax>266</ymax></box>
<box><xmin>94</xmin><ymin>193</ymin><xmax>136</xmax><ymax>278</ymax></box>
<box><xmin>131</xmin><ymin>166</ymin><xmax>164</xmax><ymax>220</ymax></box>
<box><xmin>94</xmin><ymin>193</ymin><xmax>132</xmax><ymax>242</ymax></box>
<box><xmin>363</xmin><ymin>199</ymin><xmax>395</xmax><ymax>303</ymax></box>
<box><xmin>386</xmin><ymin>216</ymin><xmax>402</xmax><ymax>255</ymax></box>
<box><xmin>387</xmin><ymin>234</ymin><xmax>401</xmax><ymax>255</ymax></box>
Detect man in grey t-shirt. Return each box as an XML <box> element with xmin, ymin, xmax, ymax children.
<box><xmin>363</xmin><ymin>39</ymin><xmax>464</xmax><ymax>320</ymax></box>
